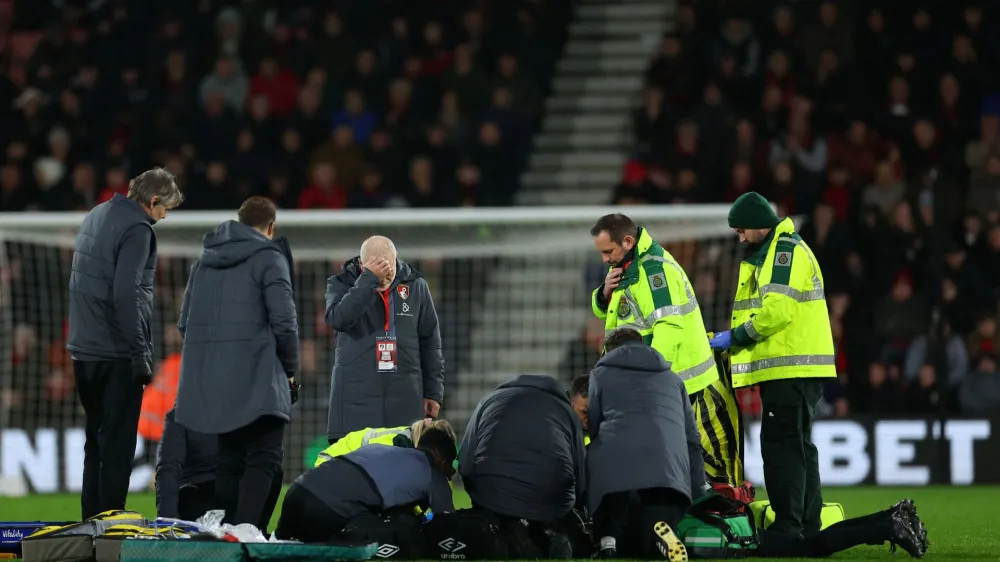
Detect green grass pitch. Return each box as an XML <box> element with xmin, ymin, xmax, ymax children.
<box><xmin>1</xmin><ymin>486</ymin><xmax>997</xmax><ymax>560</ymax></box>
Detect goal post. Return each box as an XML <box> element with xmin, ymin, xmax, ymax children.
<box><xmin>0</xmin><ymin>205</ymin><xmax>742</xmax><ymax>493</ymax></box>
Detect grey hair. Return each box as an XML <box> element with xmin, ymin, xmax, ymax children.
<box><xmin>128</xmin><ymin>167</ymin><xmax>184</xmax><ymax>208</ymax></box>
<box><xmin>360</xmin><ymin>235</ymin><xmax>397</xmax><ymax>262</ymax></box>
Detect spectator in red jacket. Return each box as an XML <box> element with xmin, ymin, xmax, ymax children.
<box><xmin>298</xmin><ymin>162</ymin><xmax>346</xmax><ymax>209</ymax></box>
<box><xmin>248</xmin><ymin>56</ymin><xmax>300</xmax><ymax>117</ymax></box>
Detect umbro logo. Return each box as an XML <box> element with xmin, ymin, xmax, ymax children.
<box><xmin>374</xmin><ymin>544</ymin><xmax>400</xmax><ymax>558</ymax></box>
<box><xmin>438</xmin><ymin>537</ymin><xmax>467</xmax><ymax>559</ymax></box>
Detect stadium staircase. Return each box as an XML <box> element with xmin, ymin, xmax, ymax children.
<box><xmin>451</xmin><ymin>2</ymin><xmax>679</xmax><ymax>425</ymax></box>
<box><xmin>518</xmin><ymin>0</ymin><xmax>678</xmax><ymax>206</ymax></box>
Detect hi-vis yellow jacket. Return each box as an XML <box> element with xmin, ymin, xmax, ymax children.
<box><xmin>592</xmin><ymin>228</ymin><xmax>719</xmax><ymax>394</ymax></box>
<box><xmin>728</xmin><ymin>218</ymin><xmax>837</xmax><ymax>388</ymax></box>
<box><xmin>314</xmin><ymin>426</ymin><xmax>411</xmax><ymax>467</ymax></box>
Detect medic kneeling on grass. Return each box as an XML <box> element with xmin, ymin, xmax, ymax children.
<box><xmin>578</xmin><ymin>330</ymin><xmax>928</xmax><ymax>561</ymax></box>
<box><xmin>274</xmin><ymin>426</ymin><xmax>457</xmax><ymax>544</ymax></box>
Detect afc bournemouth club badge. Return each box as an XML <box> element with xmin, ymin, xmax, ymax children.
<box><xmin>397</xmin><ymin>285</ymin><xmax>410</xmax><ymax>300</ymax></box>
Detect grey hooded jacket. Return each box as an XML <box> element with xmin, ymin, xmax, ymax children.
<box><xmin>324</xmin><ymin>257</ymin><xmax>444</xmax><ymax>440</ymax></box>
<box><xmin>175</xmin><ymin>221</ymin><xmax>299</xmax><ymax>434</ymax></box>
<box><xmin>586</xmin><ymin>341</ymin><xmax>706</xmax><ymax>513</ymax></box>
<box><xmin>460</xmin><ymin>375</ymin><xmax>587</xmax><ymax>522</ymax></box>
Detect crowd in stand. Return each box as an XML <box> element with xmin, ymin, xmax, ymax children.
<box><xmin>619</xmin><ymin>0</ymin><xmax>1000</xmax><ymax>417</ymax></box>
<box><xmin>4</xmin><ymin>0</ymin><xmax>1000</xmax><ymax>427</ymax></box>
<box><xmin>0</xmin><ymin>0</ymin><xmax>565</xmax><ymax>441</ymax></box>
<box><xmin>0</xmin><ymin>0</ymin><xmax>572</xmax><ymax>212</ymax></box>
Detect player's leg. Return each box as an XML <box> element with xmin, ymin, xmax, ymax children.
<box><xmin>705</xmin><ymin>377</ymin><xmax>742</xmax><ymax>484</ymax></box>
<box><xmin>98</xmin><ymin>359</ymin><xmax>144</xmax><ymax>514</ymax></box>
<box><xmin>758</xmin><ymin>504</ymin><xmax>925</xmax><ymax>558</ymax></box>
<box><xmin>690</xmin><ymin>388</ymin><xmax>727</xmax><ymax>484</ymax></box>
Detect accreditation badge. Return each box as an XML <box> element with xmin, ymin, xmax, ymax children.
<box><xmin>376</xmin><ymin>335</ymin><xmax>397</xmax><ymax>372</ymax></box>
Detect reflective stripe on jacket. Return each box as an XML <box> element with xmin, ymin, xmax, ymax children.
<box><xmin>314</xmin><ymin>426</ymin><xmax>412</xmax><ymax>467</ymax></box>
<box><xmin>592</xmin><ymin>227</ymin><xmax>719</xmax><ymax>394</ymax></box>
<box><xmin>729</xmin><ymin>218</ymin><xmax>837</xmax><ymax>387</ymax></box>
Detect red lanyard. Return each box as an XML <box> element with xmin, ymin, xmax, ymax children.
<box><xmin>379</xmin><ymin>290</ymin><xmax>391</xmax><ymax>332</ymax></box>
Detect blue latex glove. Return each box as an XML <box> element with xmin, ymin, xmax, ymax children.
<box><xmin>709</xmin><ymin>330</ymin><xmax>732</xmax><ymax>350</ymax></box>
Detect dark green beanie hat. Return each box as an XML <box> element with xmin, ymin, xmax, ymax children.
<box><xmin>728</xmin><ymin>192</ymin><xmax>780</xmax><ymax>229</ymax></box>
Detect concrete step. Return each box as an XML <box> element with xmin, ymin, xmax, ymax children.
<box><xmin>543</xmin><ymin>114</ymin><xmax>627</xmax><ymax>133</ymax></box>
<box><xmin>492</xmin><ymin>266</ymin><xmax>589</xmax><ymax>286</ymax></box>
<box><xmin>477</xmin><ymin>314</ymin><xmax>592</xmax><ymax>338</ymax></box>
<box><xmin>472</xmin><ymin>326</ymin><xmax>580</xmax><ymax>347</ymax></box>
<box><xmin>553</xmin><ymin>76</ymin><xmax>644</xmax><ymax>95</ymax></box>
<box><xmin>557</xmin><ymin>57</ymin><xmax>649</xmax><ymax>75</ymax></box>
<box><xmin>580</xmin><ymin>0</ymin><xmax>666</xmax><ymax>4</ymax></box>
<box><xmin>531</xmin><ymin>151</ymin><xmax>625</xmax><ymax>169</ymax></box>
<box><xmin>484</xmin><ymin>283</ymin><xmax>581</xmax><ymax>303</ymax></box>
<box><xmin>479</xmin><ymin>287</ymin><xmax>588</xmax><ymax>305</ymax></box>
<box><xmin>577</xmin><ymin>4</ymin><xmax>667</xmax><ymax>19</ymax></box>
<box><xmin>569</xmin><ymin>20</ymin><xmax>663</xmax><ymax>36</ymax></box>
<box><xmin>547</xmin><ymin>95</ymin><xmax>633</xmax><ymax>112</ymax></box>
<box><xmin>565</xmin><ymin>40</ymin><xmax>654</xmax><ymax>57</ymax></box>
<box><xmin>522</xmin><ymin>169</ymin><xmax>620</xmax><ymax>189</ymax></box>
<box><xmin>472</xmin><ymin>347</ymin><xmax>569</xmax><ymax>373</ymax></box>
<box><xmin>517</xmin><ymin>186</ymin><xmax>614</xmax><ymax>206</ymax></box>
<box><xmin>534</xmin><ymin>131</ymin><xmax>628</xmax><ymax>150</ymax></box>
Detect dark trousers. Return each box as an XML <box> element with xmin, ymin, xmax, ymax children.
<box><xmin>494</xmin><ymin>513</ymin><xmax>572</xmax><ymax>559</ymax></box>
<box><xmin>275</xmin><ymin>483</ymin><xmax>349</xmax><ymax>543</ymax></box>
<box><xmin>216</xmin><ymin>415</ymin><xmax>286</xmax><ymax>529</ymax></box>
<box><xmin>759</xmin><ymin>377</ymin><xmax>825</xmax><ymax>536</ymax></box>
<box><xmin>594</xmin><ymin>488</ymin><xmax>688</xmax><ymax>558</ymax></box>
<box><xmin>74</xmin><ymin>360</ymin><xmax>144</xmax><ymax>520</ymax></box>
<box><xmin>178</xmin><ymin>482</ymin><xmax>217</xmax><ymax>522</ymax></box>
<box><xmin>757</xmin><ymin>508</ymin><xmax>896</xmax><ymax>557</ymax></box>
<box><xmin>179</xmin><ymin>474</ymin><xmax>283</xmax><ymax>526</ymax></box>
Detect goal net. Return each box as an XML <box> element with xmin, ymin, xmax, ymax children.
<box><xmin>0</xmin><ymin>205</ymin><xmax>741</xmax><ymax>494</ymax></box>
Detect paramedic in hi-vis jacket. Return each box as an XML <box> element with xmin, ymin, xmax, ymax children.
<box><xmin>708</xmin><ymin>192</ymin><xmax>836</xmax><ymax>537</ymax></box>
<box><xmin>590</xmin><ymin>214</ymin><xmax>742</xmax><ymax>485</ymax></box>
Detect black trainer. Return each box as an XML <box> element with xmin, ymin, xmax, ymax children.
<box><xmin>893</xmin><ymin>499</ymin><xmax>928</xmax><ymax>553</ymax></box>
<box><xmin>889</xmin><ymin>510</ymin><xmax>925</xmax><ymax>558</ymax></box>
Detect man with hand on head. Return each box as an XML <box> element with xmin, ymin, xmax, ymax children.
<box><xmin>325</xmin><ymin>236</ymin><xmax>445</xmax><ymax>445</ymax></box>
<box><xmin>326</xmin><ymin>236</ymin><xmax>444</xmax><ymax>445</ymax></box>
<box><xmin>175</xmin><ymin>196</ymin><xmax>299</xmax><ymax>529</ymax></box>
<box><xmin>68</xmin><ymin>167</ymin><xmax>184</xmax><ymax>519</ymax></box>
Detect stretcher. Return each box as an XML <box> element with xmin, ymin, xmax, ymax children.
<box><xmin>0</xmin><ymin>522</ymin><xmax>73</xmax><ymax>558</ymax></box>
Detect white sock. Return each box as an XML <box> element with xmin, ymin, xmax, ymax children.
<box><xmin>600</xmin><ymin>536</ymin><xmax>617</xmax><ymax>550</ymax></box>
